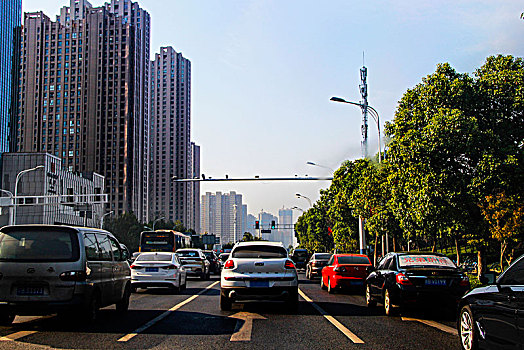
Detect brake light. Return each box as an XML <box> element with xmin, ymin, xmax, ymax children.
<box><xmin>224</xmin><ymin>260</ymin><xmax>235</xmax><ymax>269</ymax></box>
<box><xmin>459</xmin><ymin>275</ymin><xmax>470</xmax><ymax>287</ymax></box>
<box><xmin>285</xmin><ymin>260</ymin><xmax>295</xmax><ymax>269</ymax></box>
<box><xmin>334</xmin><ymin>266</ymin><xmax>347</xmax><ymax>273</ymax></box>
<box><xmin>59</xmin><ymin>270</ymin><xmax>87</xmax><ymax>282</ymax></box>
<box><xmin>162</xmin><ymin>265</ymin><xmax>177</xmax><ymax>270</ymax></box>
<box><xmin>130</xmin><ymin>265</ymin><xmax>144</xmax><ymax>270</ymax></box>
<box><xmin>396</xmin><ymin>273</ymin><xmax>412</xmax><ymax>285</ymax></box>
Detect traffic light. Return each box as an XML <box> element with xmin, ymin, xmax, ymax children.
<box><xmin>271</xmin><ymin>220</ymin><xmax>276</xmax><ymax>229</ymax></box>
<box><xmin>255</xmin><ymin>221</ymin><xmax>260</xmax><ymax>229</ymax></box>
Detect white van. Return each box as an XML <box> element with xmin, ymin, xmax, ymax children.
<box><xmin>0</xmin><ymin>225</ymin><xmax>131</xmax><ymax>325</ymax></box>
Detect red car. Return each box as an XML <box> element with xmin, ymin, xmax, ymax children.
<box><xmin>320</xmin><ymin>254</ymin><xmax>372</xmax><ymax>293</ymax></box>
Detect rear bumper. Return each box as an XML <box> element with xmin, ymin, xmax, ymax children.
<box><xmin>393</xmin><ymin>286</ymin><xmax>469</xmax><ymax>306</ymax></box>
<box><xmin>310</xmin><ymin>267</ymin><xmax>324</xmax><ymax>276</ymax></box>
<box><xmin>331</xmin><ymin>275</ymin><xmax>365</xmax><ymax>288</ymax></box>
<box><xmin>221</xmin><ymin>286</ymin><xmax>297</xmax><ymax>302</ymax></box>
<box><xmin>0</xmin><ymin>294</ymin><xmax>89</xmax><ymax>316</ymax></box>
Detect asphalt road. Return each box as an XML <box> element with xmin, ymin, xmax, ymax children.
<box><xmin>0</xmin><ymin>272</ymin><xmax>461</xmax><ymax>349</ymax></box>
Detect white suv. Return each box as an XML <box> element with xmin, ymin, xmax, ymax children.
<box><xmin>220</xmin><ymin>241</ymin><xmax>298</xmax><ymax>312</ymax></box>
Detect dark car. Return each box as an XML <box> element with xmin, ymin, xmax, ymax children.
<box><xmin>366</xmin><ymin>252</ymin><xmax>470</xmax><ymax>316</ymax></box>
<box><xmin>306</xmin><ymin>253</ymin><xmax>332</xmax><ymax>279</ymax></box>
<box><xmin>291</xmin><ymin>249</ymin><xmax>309</xmax><ymax>270</ymax></box>
<box><xmin>203</xmin><ymin>250</ymin><xmax>220</xmax><ymax>274</ymax></box>
<box><xmin>457</xmin><ymin>254</ymin><xmax>524</xmax><ymax>350</ymax></box>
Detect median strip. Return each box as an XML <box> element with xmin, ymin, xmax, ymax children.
<box><xmin>117</xmin><ymin>281</ymin><xmax>220</xmax><ymax>342</ymax></box>
<box><xmin>298</xmin><ymin>288</ymin><xmax>364</xmax><ymax>344</ymax></box>
<box><xmin>401</xmin><ymin>317</ymin><xmax>456</xmax><ymax>335</ymax></box>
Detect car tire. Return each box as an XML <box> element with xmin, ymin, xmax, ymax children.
<box><xmin>320</xmin><ymin>276</ymin><xmax>327</xmax><ymax>290</ymax></box>
<box><xmin>327</xmin><ymin>278</ymin><xmax>335</xmax><ymax>294</ymax></box>
<box><xmin>384</xmin><ymin>289</ymin><xmax>396</xmax><ymax>316</ymax></box>
<box><xmin>458</xmin><ymin>305</ymin><xmax>478</xmax><ymax>350</ymax></box>
<box><xmin>116</xmin><ymin>285</ymin><xmax>131</xmax><ymax>313</ymax></box>
<box><xmin>366</xmin><ymin>284</ymin><xmax>377</xmax><ymax>307</ymax></box>
<box><xmin>83</xmin><ymin>292</ymin><xmax>100</xmax><ymax>322</ymax></box>
<box><xmin>286</xmin><ymin>289</ymin><xmax>299</xmax><ymax>313</ymax></box>
<box><xmin>0</xmin><ymin>313</ymin><xmax>15</xmax><ymax>326</ymax></box>
<box><xmin>131</xmin><ymin>285</ymin><xmax>137</xmax><ymax>293</ymax></box>
<box><xmin>200</xmin><ymin>271</ymin><xmax>206</xmax><ymax>280</ymax></box>
<box><xmin>220</xmin><ymin>293</ymin><xmax>232</xmax><ymax>311</ymax></box>
<box><xmin>181</xmin><ymin>275</ymin><xmax>187</xmax><ymax>291</ymax></box>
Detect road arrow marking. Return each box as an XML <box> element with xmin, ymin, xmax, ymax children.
<box><xmin>401</xmin><ymin>317</ymin><xmax>456</xmax><ymax>335</ymax></box>
<box><xmin>228</xmin><ymin>312</ymin><xmax>267</xmax><ymax>342</ymax></box>
<box><xmin>298</xmin><ymin>288</ymin><xmax>364</xmax><ymax>344</ymax></box>
<box><xmin>117</xmin><ymin>280</ymin><xmax>219</xmax><ymax>342</ymax></box>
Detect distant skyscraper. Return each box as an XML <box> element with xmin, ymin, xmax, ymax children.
<box><xmin>201</xmin><ymin>191</ymin><xmax>245</xmax><ymax>245</ymax></box>
<box><xmin>279</xmin><ymin>208</ymin><xmax>293</xmax><ymax>248</ymax></box>
<box><xmin>0</xmin><ymin>0</ymin><xmax>21</xmax><ymax>152</ymax></box>
<box><xmin>258</xmin><ymin>211</ymin><xmax>278</xmax><ymax>241</ymax></box>
<box><xmin>189</xmin><ymin>142</ymin><xmax>200</xmax><ymax>232</ymax></box>
<box><xmin>150</xmin><ymin>46</ymin><xmax>194</xmax><ymax>226</ymax></box>
<box><xmin>15</xmin><ymin>0</ymin><xmax>151</xmax><ymax>221</ymax></box>
<box><xmin>246</xmin><ymin>214</ymin><xmax>257</xmax><ymax>235</ymax></box>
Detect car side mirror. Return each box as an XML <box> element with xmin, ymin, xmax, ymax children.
<box><xmin>479</xmin><ymin>272</ymin><xmax>497</xmax><ymax>285</ymax></box>
<box><xmin>122</xmin><ymin>249</ymin><xmax>129</xmax><ymax>261</ymax></box>
<box><xmin>366</xmin><ymin>266</ymin><xmax>375</xmax><ymax>274</ymax></box>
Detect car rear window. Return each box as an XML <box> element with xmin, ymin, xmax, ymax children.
<box><xmin>136</xmin><ymin>253</ymin><xmax>172</xmax><ymax>262</ymax></box>
<box><xmin>398</xmin><ymin>255</ymin><xmax>456</xmax><ymax>268</ymax></box>
<box><xmin>294</xmin><ymin>250</ymin><xmax>308</xmax><ymax>257</ymax></box>
<box><xmin>314</xmin><ymin>254</ymin><xmax>332</xmax><ymax>260</ymax></box>
<box><xmin>232</xmin><ymin>246</ymin><xmax>287</xmax><ymax>259</ymax></box>
<box><xmin>0</xmin><ymin>229</ymin><xmax>79</xmax><ymax>262</ymax></box>
<box><xmin>177</xmin><ymin>250</ymin><xmax>199</xmax><ymax>257</ymax></box>
<box><xmin>337</xmin><ymin>256</ymin><xmax>370</xmax><ymax>264</ymax></box>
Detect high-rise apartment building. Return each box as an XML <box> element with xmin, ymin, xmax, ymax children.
<box><xmin>150</xmin><ymin>46</ymin><xmax>196</xmax><ymax>228</ymax></box>
<box><xmin>279</xmin><ymin>208</ymin><xmax>293</xmax><ymax>249</ymax></box>
<box><xmin>189</xmin><ymin>142</ymin><xmax>200</xmax><ymax>232</ymax></box>
<box><xmin>201</xmin><ymin>191</ymin><xmax>244</xmax><ymax>245</ymax></box>
<box><xmin>0</xmin><ymin>0</ymin><xmax>22</xmax><ymax>152</ymax></box>
<box><xmin>15</xmin><ymin>0</ymin><xmax>151</xmax><ymax>221</ymax></box>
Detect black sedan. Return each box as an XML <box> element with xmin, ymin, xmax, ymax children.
<box><xmin>457</xmin><ymin>254</ymin><xmax>524</xmax><ymax>350</ymax></box>
<box><xmin>305</xmin><ymin>253</ymin><xmax>332</xmax><ymax>279</ymax></box>
<box><xmin>203</xmin><ymin>250</ymin><xmax>220</xmax><ymax>274</ymax></box>
<box><xmin>365</xmin><ymin>252</ymin><xmax>470</xmax><ymax>315</ymax></box>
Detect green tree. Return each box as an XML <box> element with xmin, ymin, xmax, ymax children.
<box><xmin>104</xmin><ymin>212</ymin><xmax>143</xmax><ymax>252</ymax></box>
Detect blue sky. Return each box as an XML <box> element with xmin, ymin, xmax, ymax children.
<box><xmin>25</xmin><ymin>0</ymin><xmax>524</xmax><ymax>220</ymax></box>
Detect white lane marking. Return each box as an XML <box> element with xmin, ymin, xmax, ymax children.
<box><xmin>228</xmin><ymin>312</ymin><xmax>267</xmax><ymax>342</ymax></box>
<box><xmin>117</xmin><ymin>281</ymin><xmax>220</xmax><ymax>342</ymax></box>
<box><xmin>401</xmin><ymin>317</ymin><xmax>456</xmax><ymax>335</ymax></box>
<box><xmin>0</xmin><ymin>330</ymin><xmax>38</xmax><ymax>341</ymax></box>
<box><xmin>298</xmin><ymin>288</ymin><xmax>364</xmax><ymax>344</ymax></box>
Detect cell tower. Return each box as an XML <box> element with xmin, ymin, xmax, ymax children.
<box><xmin>359</xmin><ymin>56</ymin><xmax>369</xmax><ymax>159</ymax></box>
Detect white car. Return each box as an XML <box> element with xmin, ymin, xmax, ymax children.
<box><xmin>131</xmin><ymin>252</ymin><xmax>187</xmax><ymax>293</ymax></box>
<box><xmin>220</xmin><ymin>241</ymin><xmax>298</xmax><ymax>312</ymax></box>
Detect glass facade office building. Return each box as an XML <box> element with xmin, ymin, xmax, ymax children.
<box><xmin>0</xmin><ymin>0</ymin><xmax>21</xmax><ymax>153</ymax></box>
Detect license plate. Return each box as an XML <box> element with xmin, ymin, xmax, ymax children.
<box><xmin>425</xmin><ymin>279</ymin><xmax>446</xmax><ymax>286</ymax></box>
<box><xmin>250</xmin><ymin>280</ymin><xmax>269</xmax><ymax>288</ymax></box>
<box><xmin>17</xmin><ymin>287</ymin><xmax>44</xmax><ymax>296</ymax></box>
<box><xmin>349</xmin><ymin>280</ymin><xmax>363</xmax><ymax>285</ymax></box>
<box><xmin>145</xmin><ymin>267</ymin><xmax>159</xmax><ymax>272</ymax></box>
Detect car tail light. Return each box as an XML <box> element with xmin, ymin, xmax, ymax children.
<box><xmin>59</xmin><ymin>270</ymin><xmax>87</xmax><ymax>282</ymax></box>
<box><xmin>130</xmin><ymin>265</ymin><xmax>144</xmax><ymax>270</ymax></box>
<box><xmin>396</xmin><ymin>273</ymin><xmax>412</xmax><ymax>285</ymax></box>
<box><xmin>224</xmin><ymin>260</ymin><xmax>235</xmax><ymax>269</ymax></box>
<box><xmin>162</xmin><ymin>265</ymin><xmax>177</xmax><ymax>270</ymax></box>
<box><xmin>285</xmin><ymin>260</ymin><xmax>296</xmax><ymax>269</ymax></box>
<box><xmin>459</xmin><ymin>275</ymin><xmax>470</xmax><ymax>287</ymax></box>
<box><xmin>334</xmin><ymin>266</ymin><xmax>347</xmax><ymax>273</ymax></box>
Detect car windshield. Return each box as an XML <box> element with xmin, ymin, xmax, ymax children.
<box><xmin>232</xmin><ymin>245</ymin><xmax>287</xmax><ymax>259</ymax></box>
<box><xmin>314</xmin><ymin>253</ymin><xmax>332</xmax><ymax>260</ymax></box>
<box><xmin>337</xmin><ymin>256</ymin><xmax>370</xmax><ymax>264</ymax></box>
<box><xmin>398</xmin><ymin>255</ymin><xmax>456</xmax><ymax>268</ymax></box>
<box><xmin>0</xmin><ymin>229</ymin><xmax>78</xmax><ymax>262</ymax></box>
<box><xmin>177</xmin><ymin>250</ymin><xmax>200</xmax><ymax>258</ymax></box>
<box><xmin>135</xmin><ymin>253</ymin><xmax>172</xmax><ymax>262</ymax></box>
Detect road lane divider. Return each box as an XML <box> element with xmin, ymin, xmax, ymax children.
<box><xmin>298</xmin><ymin>288</ymin><xmax>364</xmax><ymax>344</ymax></box>
<box><xmin>117</xmin><ymin>281</ymin><xmax>220</xmax><ymax>342</ymax></box>
<box><xmin>401</xmin><ymin>317</ymin><xmax>456</xmax><ymax>335</ymax></box>
<box><xmin>0</xmin><ymin>330</ymin><xmax>38</xmax><ymax>341</ymax></box>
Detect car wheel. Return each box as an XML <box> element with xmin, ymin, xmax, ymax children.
<box><xmin>200</xmin><ymin>271</ymin><xmax>206</xmax><ymax>280</ymax></box>
<box><xmin>320</xmin><ymin>276</ymin><xmax>327</xmax><ymax>290</ymax></box>
<box><xmin>366</xmin><ymin>284</ymin><xmax>377</xmax><ymax>307</ymax></box>
<box><xmin>286</xmin><ymin>289</ymin><xmax>299</xmax><ymax>313</ymax></box>
<box><xmin>116</xmin><ymin>285</ymin><xmax>131</xmax><ymax>313</ymax></box>
<box><xmin>0</xmin><ymin>313</ymin><xmax>15</xmax><ymax>326</ymax></box>
<box><xmin>181</xmin><ymin>275</ymin><xmax>187</xmax><ymax>291</ymax></box>
<box><xmin>459</xmin><ymin>305</ymin><xmax>478</xmax><ymax>350</ymax></box>
<box><xmin>384</xmin><ymin>289</ymin><xmax>395</xmax><ymax>316</ymax></box>
<box><xmin>131</xmin><ymin>285</ymin><xmax>137</xmax><ymax>293</ymax></box>
<box><xmin>327</xmin><ymin>278</ymin><xmax>335</xmax><ymax>294</ymax></box>
<box><xmin>220</xmin><ymin>293</ymin><xmax>232</xmax><ymax>311</ymax></box>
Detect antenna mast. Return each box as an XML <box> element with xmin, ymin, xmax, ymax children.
<box><xmin>359</xmin><ymin>53</ymin><xmax>368</xmax><ymax>159</ymax></box>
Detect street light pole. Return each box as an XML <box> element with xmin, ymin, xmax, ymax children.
<box><xmin>13</xmin><ymin>165</ymin><xmax>44</xmax><ymax>225</ymax></box>
<box><xmin>152</xmin><ymin>216</ymin><xmax>165</xmax><ymax>231</ymax></box>
<box><xmin>306</xmin><ymin>161</ymin><xmax>335</xmax><ymax>173</ymax></box>
<box><xmin>99</xmin><ymin>210</ymin><xmax>114</xmax><ymax>229</ymax></box>
<box><xmin>295</xmin><ymin>193</ymin><xmax>312</xmax><ymax>207</ymax></box>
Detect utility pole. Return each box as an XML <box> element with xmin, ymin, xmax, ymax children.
<box><xmin>359</xmin><ymin>56</ymin><xmax>368</xmax><ymax>255</ymax></box>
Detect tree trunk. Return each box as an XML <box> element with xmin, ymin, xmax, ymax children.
<box><xmin>392</xmin><ymin>235</ymin><xmax>397</xmax><ymax>252</ymax></box>
<box><xmin>431</xmin><ymin>240</ymin><xmax>436</xmax><ymax>253</ymax></box>
<box><xmin>455</xmin><ymin>238</ymin><xmax>460</xmax><ymax>266</ymax></box>
<box><xmin>500</xmin><ymin>240</ymin><xmax>507</xmax><ymax>272</ymax></box>
<box><xmin>373</xmin><ymin>235</ymin><xmax>378</xmax><ymax>266</ymax></box>
<box><xmin>477</xmin><ymin>246</ymin><xmax>486</xmax><ymax>279</ymax></box>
